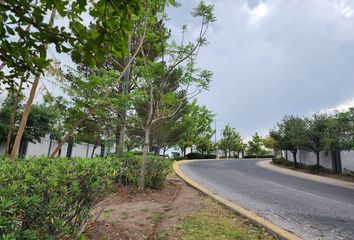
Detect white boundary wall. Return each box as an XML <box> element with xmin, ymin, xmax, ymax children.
<box><xmin>0</xmin><ymin>136</ymin><xmax>103</xmax><ymax>158</ymax></box>
<box><xmin>340</xmin><ymin>151</ymin><xmax>354</xmax><ymax>174</ymax></box>
<box><xmin>283</xmin><ymin>149</ymin><xmax>354</xmax><ymax>173</ymax></box>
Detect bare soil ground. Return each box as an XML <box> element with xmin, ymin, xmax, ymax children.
<box><xmin>85</xmin><ymin>175</ymin><xmax>276</xmax><ymax>240</ymax></box>
<box><xmin>85</xmin><ymin>175</ymin><xmax>205</xmax><ymax>240</ymax></box>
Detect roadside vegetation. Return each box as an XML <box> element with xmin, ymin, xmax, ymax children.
<box><xmin>264</xmin><ymin>110</ymin><xmax>354</xmax><ymax>173</ymax></box>
<box><xmin>0</xmin><ymin>154</ymin><xmax>172</xmax><ymax>239</ymax></box>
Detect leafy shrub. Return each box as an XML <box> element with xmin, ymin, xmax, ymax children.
<box><xmin>0</xmin><ymin>156</ymin><xmax>119</xmax><ymax>239</ymax></box>
<box><xmin>272</xmin><ymin>157</ymin><xmax>298</xmax><ymax>167</ymax></box>
<box><xmin>117</xmin><ymin>153</ymin><xmax>172</xmax><ymax>189</ymax></box>
<box><xmin>145</xmin><ymin>157</ymin><xmax>172</xmax><ymax>189</ymax></box>
<box><xmin>272</xmin><ymin>157</ymin><xmax>287</xmax><ymax>164</ymax></box>
<box><xmin>185</xmin><ymin>152</ymin><xmax>216</xmax><ymax>160</ymax></box>
<box><xmin>305</xmin><ymin>164</ymin><xmax>332</xmax><ymax>174</ymax></box>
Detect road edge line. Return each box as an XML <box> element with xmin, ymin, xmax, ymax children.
<box><xmin>173</xmin><ymin>160</ymin><xmax>303</xmax><ymax>240</ymax></box>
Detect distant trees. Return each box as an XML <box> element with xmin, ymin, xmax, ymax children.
<box><xmin>269</xmin><ymin>108</ymin><xmax>354</xmax><ymax>172</ymax></box>
<box><xmin>246</xmin><ymin>132</ymin><xmax>270</xmax><ymax>157</ymax></box>
<box><xmin>262</xmin><ymin>133</ymin><xmax>281</xmax><ymax>157</ymax></box>
<box><xmin>0</xmin><ymin>97</ymin><xmax>54</xmax><ymax>155</ymax></box>
<box><xmin>218</xmin><ymin>124</ymin><xmax>243</xmax><ymax>158</ymax></box>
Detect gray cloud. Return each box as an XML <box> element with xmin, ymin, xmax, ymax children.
<box><xmin>167</xmin><ymin>0</ymin><xmax>354</xmax><ymax>140</ymax></box>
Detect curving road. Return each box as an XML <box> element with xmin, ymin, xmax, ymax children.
<box><xmin>181</xmin><ymin>159</ymin><xmax>354</xmax><ymax>240</ymax></box>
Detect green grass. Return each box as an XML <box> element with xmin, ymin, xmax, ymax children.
<box><xmin>161</xmin><ymin>200</ymin><xmax>276</xmax><ymax>240</ymax></box>
<box><xmin>140</xmin><ymin>207</ymin><xmax>150</xmax><ymax>212</ymax></box>
<box><xmin>149</xmin><ymin>212</ymin><xmax>165</xmax><ymax>222</ymax></box>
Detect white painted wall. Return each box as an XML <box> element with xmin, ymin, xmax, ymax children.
<box><xmin>0</xmin><ymin>136</ymin><xmax>104</xmax><ymax>158</ymax></box>
<box><xmin>284</xmin><ymin>149</ymin><xmax>354</xmax><ymax>173</ymax></box>
<box><xmin>27</xmin><ymin>138</ymin><xmax>51</xmax><ymax>157</ymax></box>
<box><xmin>340</xmin><ymin>151</ymin><xmax>354</xmax><ymax>175</ymax></box>
<box><xmin>72</xmin><ymin>143</ymin><xmax>90</xmax><ymax>158</ymax></box>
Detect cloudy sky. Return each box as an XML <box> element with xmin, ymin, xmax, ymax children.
<box><xmin>167</xmin><ymin>0</ymin><xmax>354</xmax><ymax>140</ymax></box>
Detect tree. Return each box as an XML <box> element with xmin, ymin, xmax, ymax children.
<box><xmin>218</xmin><ymin>124</ymin><xmax>243</xmax><ymax>158</ymax></box>
<box><xmin>277</xmin><ymin>115</ymin><xmax>306</xmax><ymax>168</ymax></box>
<box><xmin>247</xmin><ymin>132</ymin><xmax>263</xmax><ymax>157</ymax></box>
<box><xmin>263</xmin><ymin>131</ymin><xmax>282</xmax><ymax>157</ymax></box>
<box><xmin>333</xmin><ymin>108</ymin><xmax>354</xmax><ymax>151</ymax></box>
<box><xmin>151</xmin><ymin>116</ymin><xmax>186</xmax><ymax>155</ymax></box>
<box><xmin>0</xmin><ymin>98</ymin><xmax>54</xmax><ymax>154</ymax></box>
<box><xmin>4</xmin><ymin>0</ymin><xmax>143</xmax><ymax>160</ymax></box>
<box><xmin>130</xmin><ymin>1</ymin><xmax>215</xmax><ymax>191</ymax></box>
<box><xmin>0</xmin><ymin>0</ymin><xmax>142</xmax><ymax>91</ymax></box>
<box><xmin>304</xmin><ymin>114</ymin><xmax>328</xmax><ymax>172</ymax></box>
<box><xmin>48</xmin><ymin>0</ymin><xmax>158</xmax><ymax>159</ymax></box>
<box><xmin>178</xmin><ymin>102</ymin><xmax>215</xmax><ymax>157</ymax></box>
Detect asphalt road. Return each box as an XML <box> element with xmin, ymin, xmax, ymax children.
<box><xmin>181</xmin><ymin>159</ymin><xmax>354</xmax><ymax>240</ymax></box>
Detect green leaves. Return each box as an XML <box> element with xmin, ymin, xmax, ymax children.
<box><xmin>219</xmin><ymin>124</ymin><xmax>244</xmax><ymax>157</ymax></box>
<box><xmin>0</xmin><ymin>156</ymin><xmax>119</xmax><ymax>238</ymax></box>
<box><xmin>0</xmin><ymin>0</ymin><xmax>143</xmax><ymax>92</ymax></box>
<box><xmin>192</xmin><ymin>1</ymin><xmax>216</xmax><ymax>24</ymax></box>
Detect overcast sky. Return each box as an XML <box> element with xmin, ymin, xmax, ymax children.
<box><xmin>167</xmin><ymin>0</ymin><xmax>354</xmax><ymax>140</ymax></box>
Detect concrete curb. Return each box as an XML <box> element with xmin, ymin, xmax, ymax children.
<box><xmin>173</xmin><ymin>160</ymin><xmax>303</xmax><ymax>240</ymax></box>
<box><xmin>257</xmin><ymin>160</ymin><xmax>354</xmax><ymax>190</ymax></box>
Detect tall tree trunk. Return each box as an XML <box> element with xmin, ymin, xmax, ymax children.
<box><xmin>5</xmin><ymin>92</ymin><xmax>22</xmax><ymax>154</ymax></box>
<box><xmin>115</xmin><ymin>124</ymin><xmax>120</xmax><ymax>154</ymax></box>
<box><xmin>138</xmin><ymin>127</ymin><xmax>150</xmax><ymax>192</ymax></box>
<box><xmin>316</xmin><ymin>151</ymin><xmax>320</xmax><ymax>173</ymax></box>
<box><xmin>3</xmin><ymin>81</ymin><xmax>23</xmax><ymax>158</ymax></box>
<box><xmin>292</xmin><ymin>149</ymin><xmax>298</xmax><ymax>168</ymax></box>
<box><xmin>10</xmin><ymin>8</ymin><xmax>56</xmax><ymax>161</ymax></box>
<box><xmin>117</xmin><ymin>36</ymin><xmax>131</xmax><ymax>156</ymax></box>
<box><xmin>91</xmin><ymin>144</ymin><xmax>97</xmax><ymax>158</ymax></box>
<box><xmin>117</xmin><ymin>113</ymin><xmax>126</xmax><ymax>156</ymax></box>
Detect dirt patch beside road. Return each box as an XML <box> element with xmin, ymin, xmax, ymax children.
<box><xmin>85</xmin><ymin>175</ymin><xmax>205</xmax><ymax>240</ymax></box>
<box><xmin>85</xmin><ymin>175</ymin><xmax>276</xmax><ymax>240</ymax></box>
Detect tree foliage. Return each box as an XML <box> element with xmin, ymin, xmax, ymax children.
<box><xmin>218</xmin><ymin>124</ymin><xmax>243</xmax><ymax>158</ymax></box>
<box><xmin>0</xmin><ymin>0</ymin><xmax>142</xmax><ymax>91</ymax></box>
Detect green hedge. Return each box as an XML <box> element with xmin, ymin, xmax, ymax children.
<box><xmin>0</xmin><ymin>157</ymin><xmax>119</xmax><ymax>239</ymax></box>
<box><xmin>185</xmin><ymin>153</ymin><xmax>217</xmax><ymax>160</ymax></box>
<box><xmin>0</xmin><ymin>153</ymin><xmax>173</xmax><ymax>239</ymax></box>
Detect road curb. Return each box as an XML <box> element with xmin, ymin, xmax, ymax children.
<box><xmin>173</xmin><ymin>160</ymin><xmax>303</xmax><ymax>240</ymax></box>
<box><xmin>257</xmin><ymin>160</ymin><xmax>354</xmax><ymax>190</ymax></box>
